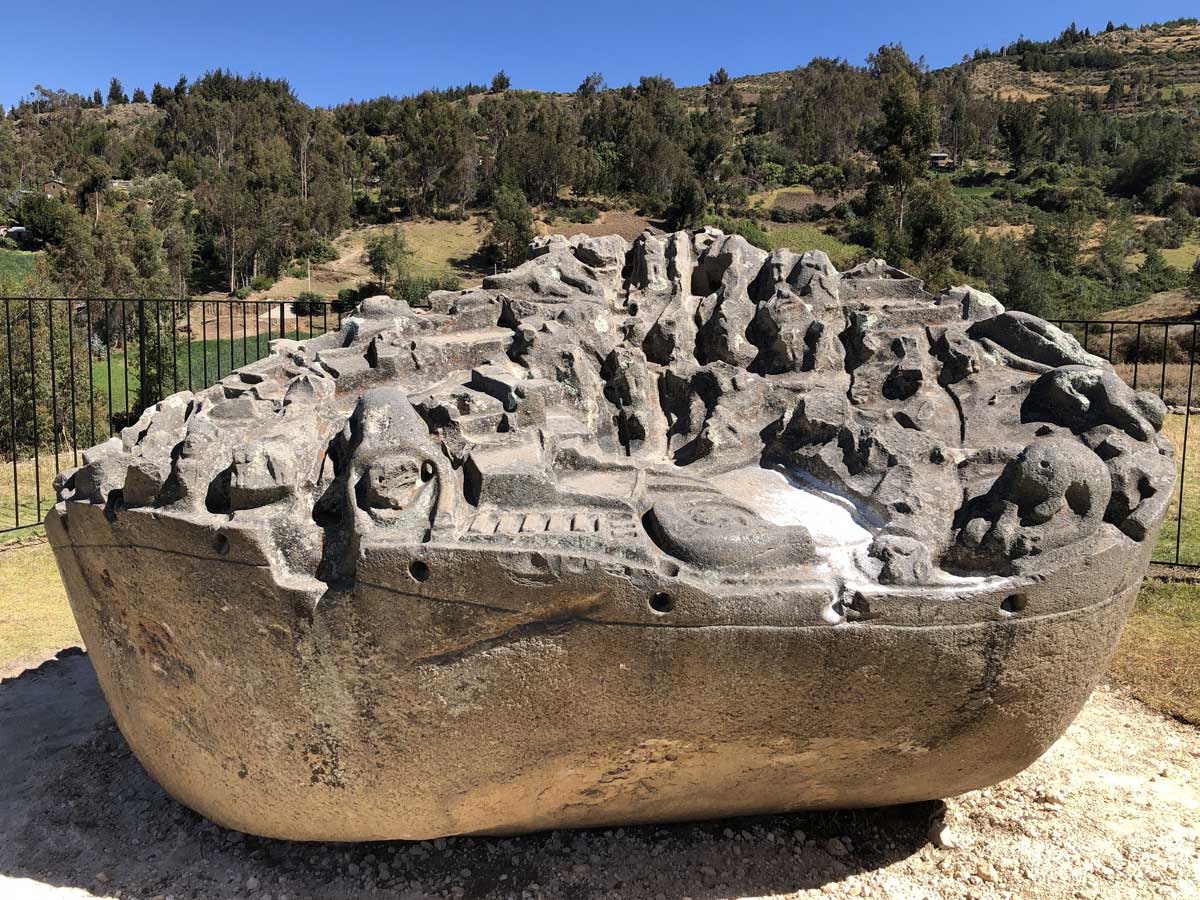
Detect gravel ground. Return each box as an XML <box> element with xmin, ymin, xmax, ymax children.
<box><xmin>1</xmin><ymin>648</ymin><xmax>1197</xmax><ymax>900</ymax></box>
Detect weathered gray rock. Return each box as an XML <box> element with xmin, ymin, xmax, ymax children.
<box><xmin>48</xmin><ymin>229</ymin><xmax>1174</xmax><ymax>842</ymax></box>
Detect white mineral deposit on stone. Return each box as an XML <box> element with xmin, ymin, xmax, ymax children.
<box><xmin>711</xmin><ymin>466</ymin><xmax>872</xmax><ymax>549</ymax></box>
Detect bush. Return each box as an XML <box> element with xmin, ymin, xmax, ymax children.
<box><xmin>291</xmin><ymin>291</ymin><xmax>326</xmax><ymax>317</ymax></box>
<box><xmin>308</xmin><ymin>240</ymin><xmax>339</xmax><ymax>264</ymax></box>
<box><xmin>1143</xmin><ymin>220</ymin><xmax>1185</xmax><ymax>250</ymax></box>
<box><xmin>233</xmin><ymin>285</ymin><xmax>251</xmax><ymax>300</ymax></box>
<box><xmin>393</xmin><ymin>274</ymin><xmax>462</xmax><ymax>308</ymax></box>
<box><xmin>251</xmin><ymin>274</ymin><xmax>275</xmax><ymax>292</ymax></box>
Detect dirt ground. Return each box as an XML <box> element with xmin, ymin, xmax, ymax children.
<box><xmin>1</xmin><ymin>650</ymin><xmax>1197</xmax><ymax>900</ymax></box>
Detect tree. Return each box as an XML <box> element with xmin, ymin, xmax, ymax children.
<box><xmin>491</xmin><ymin>70</ymin><xmax>511</xmax><ymax>93</ymax></box>
<box><xmin>905</xmin><ymin>177</ymin><xmax>966</xmax><ymax>289</ymax></box>
<box><xmin>107</xmin><ymin>77</ymin><xmax>129</xmax><ymax>106</ymax></box>
<box><xmin>576</xmin><ymin>73</ymin><xmax>604</xmax><ymax>100</ymax></box>
<box><xmin>150</xmin><ymin>82</ymin><xmax>172</xmax><ymax>107</ymax></box>
<box><xmin>132</xmin><ymin>87</ymin><xmax>148</xmax><ymax>104</ymax></box>
<box><xmin>998</xmin><ymin>102</ymin><xmax>1044</xmax><ymax>172</ymax></box>
<box><xmin>487</xmin><ymin>184</ymin><xmax>533</xmax><ymax>269</ymax></box>
<box><xmin>872</xmin><ymin>70</ymin><xmax>938</xmax><ymax>235</ymax></box>
<box><xmin>91</xmin><ymin>89</ymin><xmax>103</xmax><ymax>106</ymax></box>
<box><xmin>669</xmin><ymin>179</ymin><xmax>707</xmax><ymax>229</ymax></box>
<box><xmin>364</xmin><ymin>229</ymin><xmax>412</xmax><ymax>292</ymax></box>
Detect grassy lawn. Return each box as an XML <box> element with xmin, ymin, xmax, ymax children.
<box><xmin>1109</xmin><ymin>578</ymin><xmax>1200</xmax><ymax>724</ymax></box>
<box><xmin>1153</xmin><ymin>413</ymin><xmax>1200</xmax><ymax>566</ymax></box>
<box><xmin>765</xmin><ymin>224</ymin><xmax>868</xmax><ymax>270</ymax></box>
<box><xmin>0</xmin><ymin>541</ymin><xmax>80</xmax><ymax>665</ymax></box>
<box><xmin>258</xmin><ymin>219</ymin><xmax>486</xmax><ymax>300</ymax></box>
<box><xmin>953</xmin><ymin>185</ymin><xmax>997</xmax><ymax>199</ymax></box>
<box><xmin>0</xmin><ymin>451</ymin><xmax>75</xmax><ymax>537</ymax></box>
<box><xmin>0</xmin><ymin>248</ymin><xmax>40</xmax><ymax>288</ymax></box>
<box><xmin>1125</xmin><ymin>238</ymin><xmax>1200</xmax><ymax>273</ymax></box>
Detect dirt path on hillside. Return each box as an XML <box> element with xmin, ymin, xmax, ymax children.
<box><xmin>1</xmin><ymin>649</ymin><xmax>1197</xmax><ymax>900</ymax></box>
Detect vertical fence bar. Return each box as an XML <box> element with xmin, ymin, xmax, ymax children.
<box><xmin>104</xmin><ymin>301</ymin><xmax>114</xmax><ymax>435</ymax></box>
<box><xmin>241</xmin><ymin>301</ymin><xmax>247</xmax><ymax>367</ymax></box>
<box><xmin>1160</xmin><ymin>325</ymin><xmax>1170</xmax><ymax>399</ymax></box>
<box><xmin>1175</xmin><ymin>325</ymin><xmax>1197</xmax><ymax>565</ymax></box>
<box><xmin>47</xmin><ymin>300</ymin><xmax>61</xmax><ymax>476</ymax></box>
<box><xmin>5</xmin><ymin>300</ymin><xmax>19</xmax><ymax>527</ymax></box>
<box><xmin>215</xmin><ymin>300</ymin><xmax>222</xmax><ymax>382</ymax></box>
<box><xmin>85</xmin><ymin>299</ymin><xmax>95</xmax><ymax>447</ymax></box>
<box><xmin>66</xmin><ymin>300</ymin><xmax>79</xmax><ymax>466</ymax></box>
<box><xmin>186</xmin><ymin>302</ymin><xmax>194</xmax><ymax>392</ymax></box>
<box><xmin>121</xmin><ymin>302</ymin><xmax>130</xmax><ymax>424</ymax></box>
<box><xmin>26</xmin><ymin>299</ymin><xmax>42</xmax><ymax>520</ymax></box>
<box><xmin>172</xmin><ymin>301</ymin><xmax>179</xmax><ymax>395</ymax></box>
<box><xmin>155</xmin><ymin>299</ymin><xmax>163</xmax><ymax>404</ymax></box>
<box><xmin>1107</xmin><ymin>323</ymin><xmax>1114</xmax><ymax>363</ymax></box>
<box><xmin>201</xmin><ymin>301</ymin><xmax>208</xmax><ymax>388</ymax></box>
<box><xmin>1133</xmin><ymin>323</ymin><xmax>1142</xmax><ymax>389</ymax></box>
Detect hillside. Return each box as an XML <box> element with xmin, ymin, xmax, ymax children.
<box><xmin>1</xmin><ymin>17</ymin><xmax>1198</xmax><ymax>323</ymax></box>
<box><xmin>968</xmin><ymin>20</ymin><xmax>1200</xmax><ymax>109</ymax></box>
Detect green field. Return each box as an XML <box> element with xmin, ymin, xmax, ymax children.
<box><xmin>0</xmin><ymin>249</ymin><xmax>40</xmax><ymax>288</ymax></box>
<box><xmin>765</xmin><ymin>224</ymin><xmax>868</xmax><ymax>270</ymax></box>
<box><xmin>89</xmin><ymin>330</ymin><xmax>321</xmax><ymax>414</ymax></box>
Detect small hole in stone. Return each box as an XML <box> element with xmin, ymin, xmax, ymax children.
<box><xmin>649</xmin><ymin>592</ymin><xmax>673</xmax><ymax>614</ymax></box>
<box><xmin>664</xmin><ymin>563</ymin><xmax>680</xmax><ymax>577</ymax></box>
<box><xmin>409</xmin><ymin>560</ymin><xmax>430</xmax><ymax>582</ymax></box>
<box><xmin>214</xmin><ymin>533</ymin><xmax>230</xmax><ymax>556</ymax></box>
<box><xmin>1001</xmin><ymin>594</ymin><xmax>1028</xmax><ymax>615</ymax></box>
<box><xmin>421</xmin><ymin>461</ymin><xmax>435</xmax><ymax>482</ymax></box>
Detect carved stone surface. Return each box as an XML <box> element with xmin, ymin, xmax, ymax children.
<box><xmin>49</xmin><ymin>228</ymin><xmax>1175</xmax><ymax>841</ymax></box>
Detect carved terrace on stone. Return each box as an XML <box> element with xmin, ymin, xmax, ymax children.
<box><xmin>49</xmin><ymin>228</ymin><xmax>1174</xmax><ymax>840</ymax></box>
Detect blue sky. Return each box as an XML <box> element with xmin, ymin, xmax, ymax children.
<box><xmin>2</xmin><ymin>1</ymin><xmax>1197</xmax><ymax>110</ymax></box>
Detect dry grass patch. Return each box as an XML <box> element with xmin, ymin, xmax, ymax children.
<box><xmin>0</xmin><ymin>540</ymin><xmax>78</xmax><ymax>665</ymax></box>
<box><xmin>1110</xmin><ymin>578</ymin><xmax>1200</xmax><ymax>724</ymax></box>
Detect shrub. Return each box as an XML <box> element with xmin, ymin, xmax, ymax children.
<box><xmin>393</xmin><ymin>274</ymin><xmax>462</xmax><ymax>308</ymax></box>
<box><xmin>291</xmin><ymin>291</ymin><xmax>325</xmax><ymax>317</ymax></box>
<box><xmin>251</xmin><ymin>274</ymin><xmax>275</xmax><ymax>292</ymax></box>
<box><xmin>233</xmin><ymin>285</ymin><xmax>251</xmax><ymax>300</ymax></box>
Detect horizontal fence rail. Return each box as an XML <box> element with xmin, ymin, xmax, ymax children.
<box><xmin>1</xmin><ymin>302</ymin><xmax>1197</xmax><ymax>567</ymax></box>
<box><xmin>0</xmin><ymin>297</ymin><xmax>344</xmax><ymax>536</ymax></box>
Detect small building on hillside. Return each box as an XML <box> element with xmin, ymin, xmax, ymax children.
<box><xmin>929</xmin><ymin>152</ymin><xmax>955</xmax><ymax>170</ymax></box>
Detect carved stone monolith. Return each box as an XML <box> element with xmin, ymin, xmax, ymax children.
<box><xmin>49</xmin><ymin>228</ymin><xmax>1174</xmax><ymax>840</ymax></box>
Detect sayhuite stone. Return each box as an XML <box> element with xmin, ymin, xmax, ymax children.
<box><xmin>49</xmin><ymin>228</ymin><xmax>1175</xmax><ymax>841</ymax></box>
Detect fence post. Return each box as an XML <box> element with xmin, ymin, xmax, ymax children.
<box><xmin>137</xmin><ymin>299</ymin><xmax>148</xmax><ymax>414</ymax></box>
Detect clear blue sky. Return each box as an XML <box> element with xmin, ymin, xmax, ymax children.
<box><xmin>2</xmin><ymin>1</ymin><xmax>1197</xmax><ymax>110</ymax></box>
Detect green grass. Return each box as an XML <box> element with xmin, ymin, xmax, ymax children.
<box><xmin>0</xmin><ymin>249</ymin><xmax>40</xmax><ymax>288</ymax></box>
<box><xmin>764</xmin><ymin>224</ymin><xmax>868</xmax><ymax>270</ymax></box>
<box><xmin>953</xmin><ymin>185</ymin><xmax>997</xmax><ymax>199</ymax></box>
<box><xmin>1161</xmin><ymin>240</ymin><xmax>1200</xmax><ymax>272</ymax></box>
<box><xmin>90</xmin><ymin>328</ymin><xmax>328</xmax><ymax>415</ymax></box>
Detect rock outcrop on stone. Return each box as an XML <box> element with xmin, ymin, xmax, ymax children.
<box><xmin>48</xmin><ymin>228</ymin><xmax>1175</xmax><ymax>841</ymax></box>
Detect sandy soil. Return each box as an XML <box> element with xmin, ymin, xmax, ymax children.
<box><xmin>1</xmin><ymin>649</ymin><xmax>1197</xmax><ymax>900</ymax></box>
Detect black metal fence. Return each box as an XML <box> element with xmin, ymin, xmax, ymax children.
<box><xmin>0</xmin><ymin>297</ymin><xmax>345</xmax><ymax>536</ymax></box>
<box><xmin>1</xmin><ymin>300</ymin><xmax>1197</xmax><ymax>567</ymax></box>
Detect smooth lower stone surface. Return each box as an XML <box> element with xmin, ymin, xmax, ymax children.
<box><xmin>49</xmin><ymin>229</ymin><xmax>1175</xmax><ymax>840</ymax></box>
